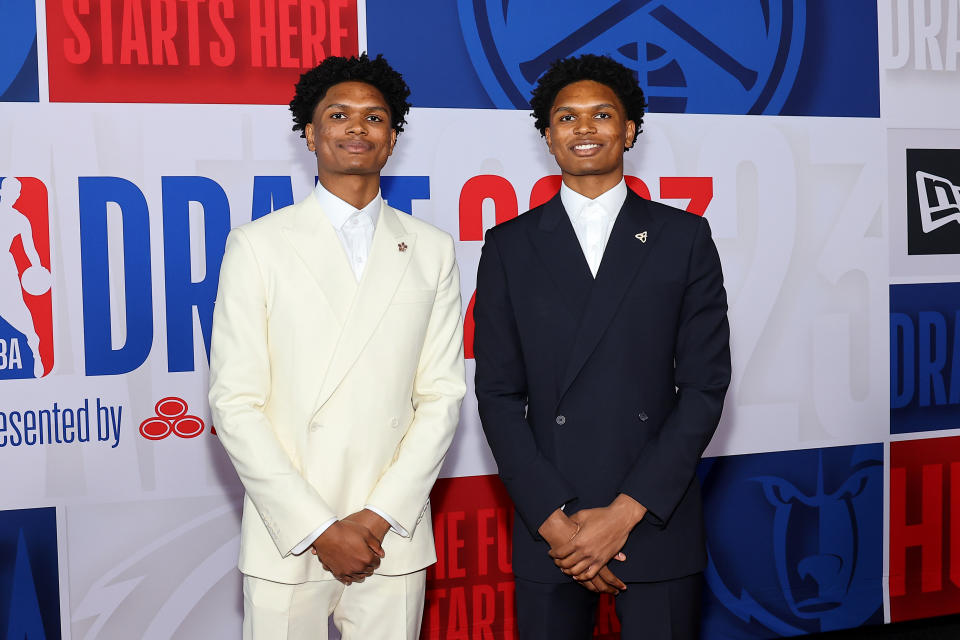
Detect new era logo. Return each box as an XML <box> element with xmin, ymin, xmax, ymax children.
<box><xmin>0</xmin><ymin>177</ymin><xmax>52</xmax><ymax>378</ymax></box>
<box><xmin>907</xmin><ymin>149</ymin><xmax>960</xmax><ymax>255</ymax></box>
<box><xmin>915</xmin><ymin>171</ymin><xmax>960</xmax><ymax>233</ymax></box>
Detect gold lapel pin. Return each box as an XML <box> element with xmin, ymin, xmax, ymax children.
<box><xmin>398</xmin><ymin>242</ymin><xmax>408</xmax><ymax>252</ymax></box>
<box><xmin>635</xmin><ymin>231</ymin><xmax>648</xmax><ymax>243</ymax></box>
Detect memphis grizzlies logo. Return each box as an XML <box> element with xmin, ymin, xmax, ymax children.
<box><xmin>698</xmin><ymin>444</ymin><xmax>883</xmax><ymax>637</ymax></box>
<box><xmin>457</xmin><ymin>0</ymin><xmax>805</xmax><ymax>113</ymax></box>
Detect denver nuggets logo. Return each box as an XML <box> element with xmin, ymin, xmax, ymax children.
<box><xmin>456</xmin><ymin>0</ymin><xmax>805</xmax><ymax>114</ymax></box>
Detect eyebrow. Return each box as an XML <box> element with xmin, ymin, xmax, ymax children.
<box><xmin>323</xmin><ymin>103</ymin><xmax>390</xmax><ymax>113</ymax></box>
<box><xmin>553</xmin><ymin>103</ymin><xmax>618</xmax><ymax>113</ymax></box>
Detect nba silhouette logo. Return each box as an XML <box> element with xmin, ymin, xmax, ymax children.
<box><xmin>0</xmin><ymin>177</ymin><xmax>52</xmax><ymax>378</ymax></box>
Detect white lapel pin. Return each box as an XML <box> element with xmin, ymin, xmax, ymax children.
<box><xmin>635</xmin><ymin>231</ymin><xmax>648</xmax><ymax>243</ymax></box>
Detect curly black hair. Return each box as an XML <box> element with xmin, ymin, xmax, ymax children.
<box><xmin>289</xmin><ymin>52</ymin><xmax>412</xmax><ymax>138</ymax></box>
<box><xmin>529</xmin><ymin>54</ymin><xmax>646</xmax><ymax>150</ymax></box>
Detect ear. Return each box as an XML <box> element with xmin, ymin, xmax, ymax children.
<box><xmin>304</xmin><ymin>123</ymin><xmax>316</xmax><ymax>152</ymax></box>
<box><xmin>624</xmin><ymin>119</ymin><xmax>637</xmax><ymax>149</ymax></box>
<box><xmin>387</xmin><ymin>128</ymin><xmax>397</xmax><ymax>156</ymax></box>
<box><xmin>544</xmin><ymin>127</ymin><xmax>556</xmax><ymax>156</ymax></box>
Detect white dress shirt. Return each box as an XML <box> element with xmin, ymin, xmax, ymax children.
<box><xmin>560</xmin><ymin>178</ymin><xmax>628</xmax><ymax>277</ymax></box>
<box><xmin>290</xmin><ymin>181</ymin><xmax>408</xmax><ymax>555</ymax></box>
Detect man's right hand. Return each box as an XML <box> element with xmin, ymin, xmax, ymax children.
<box><xmin>538</xmin><ymin>509</ymin><xmax>626</xmax><ymax>595</ymax></box>
<box><xmin>311</xmin><ymin>519</ymin><xmax>385</xmax><ymax>584</ymax></box>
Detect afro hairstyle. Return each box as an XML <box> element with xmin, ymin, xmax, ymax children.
<box><xmin>529</xmin><ymin>54</ymin><xmax>646</xmax><ymax>150</ymax></box>
<box><xmin>290</xmin><ymin>52</ymin><xmax>412</xmax><ymax>138</ymax></box>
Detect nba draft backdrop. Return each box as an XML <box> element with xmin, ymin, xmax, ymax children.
<box><xmin>1</xmin><ymin>1</ymin><xmax>959</xmax><ymax>638</ymax></box>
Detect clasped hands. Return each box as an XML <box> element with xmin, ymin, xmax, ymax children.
<box><xmin>538</xmin><ymin>494</ymin><xmax>647</xmax><ymax>595</ymax></box>
<box><xmin>310</xmin><ymin>509</ymin><xmax>391</xmax><ymax>585</ymax></box>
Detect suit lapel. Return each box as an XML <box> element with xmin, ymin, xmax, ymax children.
<box><xmin>528</xmin><ymin>194</ymin><xmax>593</xmax><ymax>313</ymax></box>
<box><xmin>314</xmin><ymin>203</ymin><xmax>415</xmax><ymax>410</ymax></box>
<box><xmin>281</xmin><ymin>195</ymin><xmax>356</xmax><ymax>324</ymax></box>
<box><xmin>558</xmin><ymin>191</ymin><xmax>663</xmax><ymax>402</ymax></box>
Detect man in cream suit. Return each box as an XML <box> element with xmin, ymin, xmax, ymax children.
<box><xmin>209</xmin><ymin>53</ymin><xmax>465</xmax><ymax>639</ymax></box>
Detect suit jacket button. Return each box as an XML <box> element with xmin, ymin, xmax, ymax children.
<box><xmin>638</xmin><ymin>412</ymin><xmax>648</xmax><ymax>422</ymax></box>
<box><xmin>310</xmin><ymin>422</ymin><xmax>322</xmax><ymax>432</ymax></box>
<box><xmin>389</xmin><ymin>417</ymin><xmax>400</xmax><ymax>428</ymax></box>
<box><xmin>555</xmin><ymin>415</ymin><xmax>566</xmax><ymax>426</ymax></box>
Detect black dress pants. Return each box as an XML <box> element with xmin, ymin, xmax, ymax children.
<box><xmin>515</xmin><ymin>572</ymin><xmax>702</xmax><ymax>640</ymax></box>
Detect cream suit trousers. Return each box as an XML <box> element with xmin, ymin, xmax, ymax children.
<box><xmin>242</xmin><ymin>570</ymin><xmax>426</xmax><ymax>640</ymax></box>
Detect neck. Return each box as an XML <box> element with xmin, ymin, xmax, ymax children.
<box><xmin>561</xmin><ymin>171</ymin><xmax>623</xmax><ymax>200</ymax></box>
<box><xmin>317</xmin><ymin>173</ymin><xmax>380</xmax><ymax>210</ymax></box>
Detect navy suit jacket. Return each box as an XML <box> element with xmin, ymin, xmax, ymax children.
<box><xmin>474</xmin><ymin>189</ymin><xmax>731</xmax><ymax>583</ymax></box>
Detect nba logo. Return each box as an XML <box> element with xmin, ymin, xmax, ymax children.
<box><xmin>0</xmin><ymin>177</ymin><xmax>52</xmax><ymax>378</ymax></box>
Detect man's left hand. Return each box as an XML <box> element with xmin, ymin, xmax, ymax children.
<box><xmin>310</xmin><ymin>509</ymin><xmax>392</xmax><ymax>565</ymax></box>
<box><xmin>344</xmin><ymin>509</ymin><xmax>392</xmax><ymax>543</ymax></box>
<box><xmin>550</xmin><ymin>494</ymin><xmax>647</xmax><ymax>581</ymax></box>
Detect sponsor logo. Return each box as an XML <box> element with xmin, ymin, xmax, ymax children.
<box><xmin>890</xmin><ymin>282</ymin><xmax>960</xmax><ymax>433</ymax></box>
<box><xmin>889</xmin><ymin>435</ymin><xmax>960</xmax><ymax>621</ymax></box>
<box><xmin>46</xmin><ymin>0</ymin><xmax>359</xmax><ymax>103</ymax></box>
<box><xmin>0</xmin><ymin>507</ymin><xmax>61</xmax><ymax>638</ymax></box>
<box><xmin>699</xmin><ymin>445</ymin><xmax>884</xmax><ymax>636</ymax></box>
<box><xmin>0</xmin><ymin>0</ymin><xmax>39</xmax><ymax>101</ymax></box>
<box><xmin>907</xmin><ymin>149</ymin><xmax>960</xmax><ymax>255</ymax></box>
<box><xmin>883</xmin><ymin>0</ymin><xmax>960</xmax><ymax>71</ymax></box>
<box><xmin>139</xmin><ymin>396</ymin><xmax>208</xmax><ymax>440</ymax></box>
<box><xmin>0</xmin><ymin>177</ymin><xmax>53</xmax><ymax>379</ymax></box>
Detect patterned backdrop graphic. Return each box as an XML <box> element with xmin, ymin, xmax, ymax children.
<box><xmin>890</xmin><ymin>282</ymin><xmax>960</xmax><ymax>434</ymax></box>
<box><xmin>0</xmin><ymin>0</ymin><xmax>38</xmax><ymax>101</ymax></box>
<box><xmin>367</xmin><ymin>0</ymin><xmax>879</xmax><ymax>116</ymax></box>
<box><xmin>0</xmin><ymin>507</ymin><xmax>61</xmax><ymax>639</ymax></box>
<box><xmin>699</xmin><ymin>445</ymin><xmax>884</xmax><ymax>637</ymax></box>
<box><xmin>0</xmin><ymin>0</ymin><xmax>959</xmax><ymax>638</ymax></box>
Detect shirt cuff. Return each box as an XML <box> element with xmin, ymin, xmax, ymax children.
<box><xmin>291</xmin><ymin>517</ymin><xmax>338</xmax><ymax>555</ymax></box>
<box><xmin>365</xmin><ymin>505</ymin><xmax>409</xmax><ymax>538</ymax></box>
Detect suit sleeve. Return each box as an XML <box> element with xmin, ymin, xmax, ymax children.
<box><xmin>474</xmin><ymin>229</ymin><xmax>577</xmax><ymax>538</ymax></box>
<box><xmin>209</xmin><ymin>228</ymin><xmax>337</xmax><ymax>556</ymax></box>
<box><xmin>365</xmin><ymin>233</ymin><xmax>466</xmax><ymax>536</ymax></box>
<box><xmin>620</xmin><ymin>216</ymin><xmax>730</xmax><ymax>526</ymax></box>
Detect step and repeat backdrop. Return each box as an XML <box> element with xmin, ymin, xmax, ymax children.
<box><xmin>1</xmin><ymin>1</ymin><xmax>959</xmax><ymax>638</ymax></box>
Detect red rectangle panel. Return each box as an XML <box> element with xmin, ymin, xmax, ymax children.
<box><xmin>889</xmin><ymin>436</ymin><xmax>960</xmax><ymax>622</ymax></box>
<box><xmin>47</xmin><ymin>0</ymin><xmax>358</xmax><ymax>104</ymax></box>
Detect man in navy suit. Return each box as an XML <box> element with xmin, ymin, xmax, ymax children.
<box><xmin>474</xmin><ymin>54</ymin><xmax>731</xmax><ymax>639</ymax></box>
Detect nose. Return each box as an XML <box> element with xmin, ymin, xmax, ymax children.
<box><xmin>346</xmin><ymin>117</ymin><xmax>367</xmax><ymax>135</ymax></box>
<box><xmin>573</xmin><ymin>118</ymin><xmax>595</xmax><ymax>135</ymax></box>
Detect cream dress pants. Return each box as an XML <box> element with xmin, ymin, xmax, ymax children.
<box><xmin>242</xmin><ymin>570</ymin><xmax>426</xmax><ymax>640</ymax></box>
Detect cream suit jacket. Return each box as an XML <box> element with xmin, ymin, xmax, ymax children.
<box><xmin>209</xmin><ymin>194</ymin><xmax>465</xmax><ymax>584</ymax></box>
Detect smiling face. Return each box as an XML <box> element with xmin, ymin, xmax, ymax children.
<box><xmin>304</xmin><ymin>81</ymin><xmax>397</xmax><ymax>184</ymax></box>
<box><xmin>544</xmin><ymin>79</ymin><xmax>636</xmax><ymax>198</ymax></box>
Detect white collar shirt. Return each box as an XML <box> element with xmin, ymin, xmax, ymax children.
<box><xmin>313</xmin><ymin>181</ymin><xmax>382</xmax><ymax>282</ymax></box>
<box><xmin>560</xmin><ymin>178</ymin><xmax>627</xmax><ymax>278</ymax></box>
